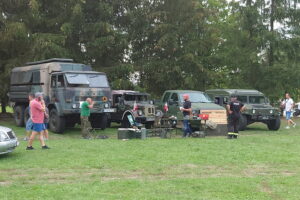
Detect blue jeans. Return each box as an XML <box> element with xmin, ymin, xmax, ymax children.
<box><xmin>183</xmin><ymin>119</ymin><xmax>192</xmax><ymax>137</ymax></box>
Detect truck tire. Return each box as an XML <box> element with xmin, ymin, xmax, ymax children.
<box><xmin>49</xmin><ymin>108</ymin><xmax>65</xmax><ymax>133</ymax></box>
<box><xmin>91</xmin><ymin>114</ymin><xmax>107</xmax><ymax>130</ymax></box>
<box><xmin>14</xmin><ymin>105</ymin><xmax>25</xmax><ymax>127</ymax></box>
<box><xmin>121</xmin><ymin>115</ymin><xmax>131</xmax><ymax>128</ymax></box>
<box><xmin>239</xmin><ymin>115</ymin><xmax>247</xmax><ymax>131</ymax></box>
<box><xmin>267</xmin><ymin>116</ymin><xmax>281</xmax><ymax>131</ymax></box>
<box><xmin>24</xmin><ymin>106</ymin><xmax>30</xmax><ymax>125</ymax></box>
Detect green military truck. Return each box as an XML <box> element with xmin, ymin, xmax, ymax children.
<box><xmin>205</xmin><ymin>89</ymin><xmax>281</xmax><ymax>131</ymax></box>
<box><xmin>156</xmin><ymin>90</ymin><xmax>228</xmax><ymax>135</ymax></box>
<box><xmin>109</xmin><ymin>90</ymin><xmax>157</xmax><ymax>128</ymax></box>
<box><xmin>9</xmin><ymin>58</ymin><xmax>115</xmax><ymax>133</ymax></box>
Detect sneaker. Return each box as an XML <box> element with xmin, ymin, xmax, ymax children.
<box><xmin>42</xmin><ymin>145</ymin><xmax>50</xmax><ymax>149</ymax></box>
<box><xmin>285</xmin><ymin>126</ymin><xmax>290</xmax><ymax>129</ymax></box>
<box><xmin>293</xmin><ymin>123</ymin><xmax>297</xmax><ymax>128</ymax></box>
<box><xmin>26</xmin><ymin>146</ymin><xmax>34</xmax><ymax>150</ymax></box>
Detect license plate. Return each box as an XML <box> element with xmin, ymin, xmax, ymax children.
<box><xmin>146</xmin><ymin>117</ymin><xmax>155</xmax><ymax>121</ymax></box>
<box><xmin>103</xmin><ymin>108</ymin><xmax>116</xmax><ymax>113</ymax></box>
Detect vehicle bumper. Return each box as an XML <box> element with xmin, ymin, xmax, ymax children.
<box><xmin>135</xmin><ymin>116</ymin><xmax>156</xmax><ymax>124</ymax></box>
<box><xmin>250</xmin><ymin>115</ymin><xmax>277</xmax><ymax>121</ymax></box>
<box><xmin>0</xmin><ymin>139</ymin><xmax>19</xmax><ymax>155</ymax></box>
<box><xmin>63</xmin><ymin>108</ymin><xmax>116</xmax><ymax>114</ymax></box>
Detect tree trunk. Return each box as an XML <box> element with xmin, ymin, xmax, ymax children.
<box><xmin>1</xmin><ymin>100</ymin><xmax>6</xmax><ymax>114</ymax></box>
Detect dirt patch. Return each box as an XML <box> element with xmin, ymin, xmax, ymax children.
<box><xmin>261</xmin><ymin>181</ymin><xmax>282</xmax><ymax>200</ymax></box>
<box><xmin>0</xmin><ymin>165</ymin><xmax>298</xmax><ymax>186</ymax></box>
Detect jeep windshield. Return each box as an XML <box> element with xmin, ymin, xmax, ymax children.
<box><xmin>124</xmin><ymin>94</ymin><xmax>148</xmax><ymax>102</ymax></box>
<box><xmin>179</xmin><ymin>92</ymin><xmax>212</xmax><ymax>103</ymax></box>
<box><xmin>249</xmin><ymin>96</ymin><xmax>266</xmax><ymax>104</ymax></box>
<box><xmin>65</xmin><ymin>73</ymin><xmax>109</xmax><ymax>88</ymax></box>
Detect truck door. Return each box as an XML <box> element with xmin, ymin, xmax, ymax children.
<box><xmin>168</xmin><ymin>93</ymin><xmax>181</xmax><ymax>117</ymax></box>
<box><xmin>50</xmin><ymin>74</ymin><xmax>66</xmax><ymax>108</ymax></box>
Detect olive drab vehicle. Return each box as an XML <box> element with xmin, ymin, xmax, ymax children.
<box><xmin>9</xmin><ymin>58</ymin><xmax>115</xmax><ymax>133</ymax></box>
<box><xmin>109</xmin><ymin>90</ymin><xmax>157</xmax><ymax>128</ymax></box>
<box><xmin>156</xmin><ymin>90</ymin><xmax>228</xmax><ymax>136</ymax></box>
<box><xmin>206</xmin><ymin>89</ymin><xmax>281</xmax><ymax>131</ymax></box>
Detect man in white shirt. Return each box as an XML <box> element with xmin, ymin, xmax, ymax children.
<box><xmin>283</xmin><ymin>93</ymin><xmax>296</xmax><ymax>129</ymax></box>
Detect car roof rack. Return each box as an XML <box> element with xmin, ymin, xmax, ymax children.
<box><xmin>25</xmin><ymin>58</ymin><xmax>74</xmax><ymax>66</ymax></box>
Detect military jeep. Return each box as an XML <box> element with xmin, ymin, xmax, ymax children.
<box><xmin>206</xmin><ymin>89</ymin><xmax>281</xmax><ymax>131</ymax></box>
<box><xmin>9</xmin><ymin>58</ymin><xmax>115</xmax><ymax>133</ymax></box>
<box><xmin>109</xmin><ymin>90</ymin><xmax>157</xmax><ymax>128</ymax></box>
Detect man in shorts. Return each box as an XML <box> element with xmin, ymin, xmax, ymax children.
<box><xmin>26</xmin><ymin>93</ymin><xmax>50</xmax><ymax>150</ymax></box>
<box><xmin>24</xmin><ymin>93</ymin><xmax>34</xmax><ymax>141</ymax></box>
<box><xmin>283</xmin><ymin>93</ymin><xmax>296</xmax><ymax>129</ymax></box>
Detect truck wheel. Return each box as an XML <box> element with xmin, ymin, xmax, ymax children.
<box><xmin>121</xmin><ymin>116</ymin><xmax>131</xmax><ymax>128</ymax></box>
<box><xmin>267</xmin><ymin>116</ymin><xmax>281</xmax><ymax>131</ymax></box>
<box><xmin>49</xmin><ymin>108</ymin><xmax>66</xmax><ymax>133</ymax></box>
<box><xmin>24</xmin><ymin>106</ymin><xmax>30</xmax><ymax>125</ymax></box>
<box><xmin>145</xmin><ymin>122</ymin><xmax>154</xmax><ymax>129</ymax></box>
<box><xmin>239</xmin><ymin>115</ymin><xmax>247</xmax><ymax>131</ymax></box>
<box><xmin>14</xmin><ymin>105</ymin><xmax>25</xmax><ymax>127</ymax></box>
<box><xmin>91</xmin><ymin>114</ymin><xmax>108</xmax><ymax>130</ymax></box>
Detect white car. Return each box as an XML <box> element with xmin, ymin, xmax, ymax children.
<box><xmin>0</xmin><ymin>126</ymin><xmax>19</xmax><ymax>155</ymax></box>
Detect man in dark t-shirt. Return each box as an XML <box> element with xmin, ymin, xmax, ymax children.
<box><xmin>180</xmin><ymin>94</ymin><xmax>192</xmax><ymax>137</ymax></box>
<box><xmin>226</xmin><ymin>96</ymin><xmax>245</xmax><ymax>139</ymax></box>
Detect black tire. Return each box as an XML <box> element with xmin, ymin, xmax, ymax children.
<box><xmin>91</xmin><ymin>114</ymin><xmax>108</xmax><ymax>130</ymax></box>
<box><xmin>14</xmin><ymin>105</ymin><xmax>25</xmax><ymax>127</ymax></box>
<box><xmin>24</xmin><ymin>106</ymin><xmax>30</xmax><ymax>125</ymax></box>
<box><xmin>49</xmin><ymin>108</ymin><xmax>66</xmax><ymax>133</ymax></box>
<box><xmin>121</xmin><ymin>115</ymin><xmax>131</xmax><ymax>128</ymax></box>
<box><xmin>238</xmin><ymin>115</ymin><xmax>247</xmax><ymax>131</ymax></box>
<box><xmin>145</xmin><ymin>122</ymin><xmax>154</xmax><ymax>129</ymax></box>
<box><xmin>268</xmin><ymin>116</ymin><xmax>281</xmax><ymax>131</ymax></box>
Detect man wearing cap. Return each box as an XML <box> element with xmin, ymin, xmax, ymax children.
<box><xmin>226</xmin><ymin>96</ymin><xmax>245</xmax><ymax>139</ymax></box>
<box><xmin>180</xmin><ymin>94</ymin><xmax>192</xmax><ymax>137</ymax></box>
<box><xmin>26</xmin><ymin>93</ymin><xmax>50</xmax><ymax>150</ymax></box>
<box><xmin>80</xmin><ymin>97</ymin><xmax>94</xmax><ymax>139</ymax></box>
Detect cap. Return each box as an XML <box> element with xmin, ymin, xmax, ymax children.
<box><xmin>35</xmin><ymin>92</ymin><xmax>43</xmax><ymax>98</ymax></box>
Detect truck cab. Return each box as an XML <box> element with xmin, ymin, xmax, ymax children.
<box><xmin>206</xmin><ymin>89</ymin><xmax>281</xmax><ymax>131</ymax></box>
<box><xmin>157</xmin><ymin>90</ymin><xmax>228</xmax><ymax>135</ymax></box>
<box><xmin>9</xmin><ymin>58</ymin><xmax>115</xmax><ymax>133</ymax></box>
<box><xmin>110</xmin><ymin>90</ymin><xmax>156</xmax><ymax>128</ymax></box>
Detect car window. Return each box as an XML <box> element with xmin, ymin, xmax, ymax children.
<box><xmin>249</xmin><ymin>96</ymin><xmax>266</xmax><ymax>104</ymax></box>
<box><xmin>170</xmin><ymin>93</ymin><xmax>179</xmax><ymax>102</ymax></box>
<box><xmin>57</xmin><ymin>75</ymin><xmax>65</xmax><ymax>88</ymax></box>
<box><xmin>237</xmin><ymin>96</ymin><xmax>247</xmax><ymax>103</ymax></box>
<box><xmin>51</xmin><ymin>75</ymin><xmax>56</xmax><ymax>88</ymax></box>
<box><xmin>163</xmin><ymin>92</ymin><xmax>171</xmax><ymax>103</ymax></box>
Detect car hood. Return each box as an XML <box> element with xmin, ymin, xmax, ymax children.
<box><xmin>0</xmin><ymin>126</ymin><xmax>12</xmax><ymax>132</ymax></box>
<box><xmin>191</xmin><ymin>103</ymin><xmax>225</xmax><ymax>111</ymax></box>
<box><xmin>246</xmin><ymin>104</ymin><xmax>275</xmax><ymax>110</ymax></box>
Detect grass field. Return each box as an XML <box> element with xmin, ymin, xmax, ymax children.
<box><xmin>1</xmin><ymin>117</ymin><xmax>300</xmax><ymax>200</ymax></box>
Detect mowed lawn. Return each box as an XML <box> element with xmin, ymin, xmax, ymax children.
<box><xmin>1</xmin><ymin>117</ymin><xmax>300</xmax><ymax>200</ymax></box>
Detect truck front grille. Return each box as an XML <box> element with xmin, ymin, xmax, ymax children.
<box><xmin>148</xmin><ymin>107</ymin><xmax>155</xmax><ymax>114</ymax></box>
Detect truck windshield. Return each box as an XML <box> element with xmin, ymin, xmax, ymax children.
<box><xmin>125</xmin><ymin>95</ymin><xmax>148</xmax><ymax>102</ymax></box>
<box><xmin>249</xmin><ymin>96</ymin><xmax>266</xmax><ymax>104</ymax></box>
<box><xmin>179</xmin><ymin>92</ymin><xmax>212</xmax><ymax>103</ymax></box>
<box><xmin>65</xmin><ymin>73</ymin><xmax>109</xmax><ymax>88</ymax></box>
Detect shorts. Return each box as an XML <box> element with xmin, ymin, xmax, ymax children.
<box><xmin>26</xmin><ymin>119</ymin><xmax>33</xmax><ymax>131</ymax></box>
<box><xmin>32</xmin><ymin>123</ymin><xmax>46</xmax><ymax>132</ymax></box>
<box><xmin>44</xmin><ymin>123</ymin><xmax>49</xmax><ymax>129</ymax></box>
<box><xmin>286</xmin><ymin>111</ymin><xmax>292</xmax><ymax>120</ymax></box>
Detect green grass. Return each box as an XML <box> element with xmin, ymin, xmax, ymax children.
<box><xmin>0</xmin><ymin>117</ymin><xmax>300</xmax><ymax>200</ymax></box>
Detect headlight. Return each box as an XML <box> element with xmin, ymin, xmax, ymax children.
<box><xmin>72</xmin><ymin>104</ymin><xmax>77</xmax><ymax>109</ymax></box>
<box><xmin>104</xmin><ymin>103</ymin><xmax>109</xmax><ymax>108</ymax></box>
<box><xmin>137</xmin><ymin>110</ymin><xmax>143</xmax><ymax>116</ymax></box>
<box><xmin>0</xmin><ymin>131</ymin><xmax>9</xmax><ymax>142</ymax></box>
<box><xmin>252</xmin><ymin>110</ymin><xmax>256</xmax><ymax>114</ymax></box>
<box><xmin>270</xmin><ymin>110</ymin><xmax>273</xmax><ymax>114</ymax></box>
